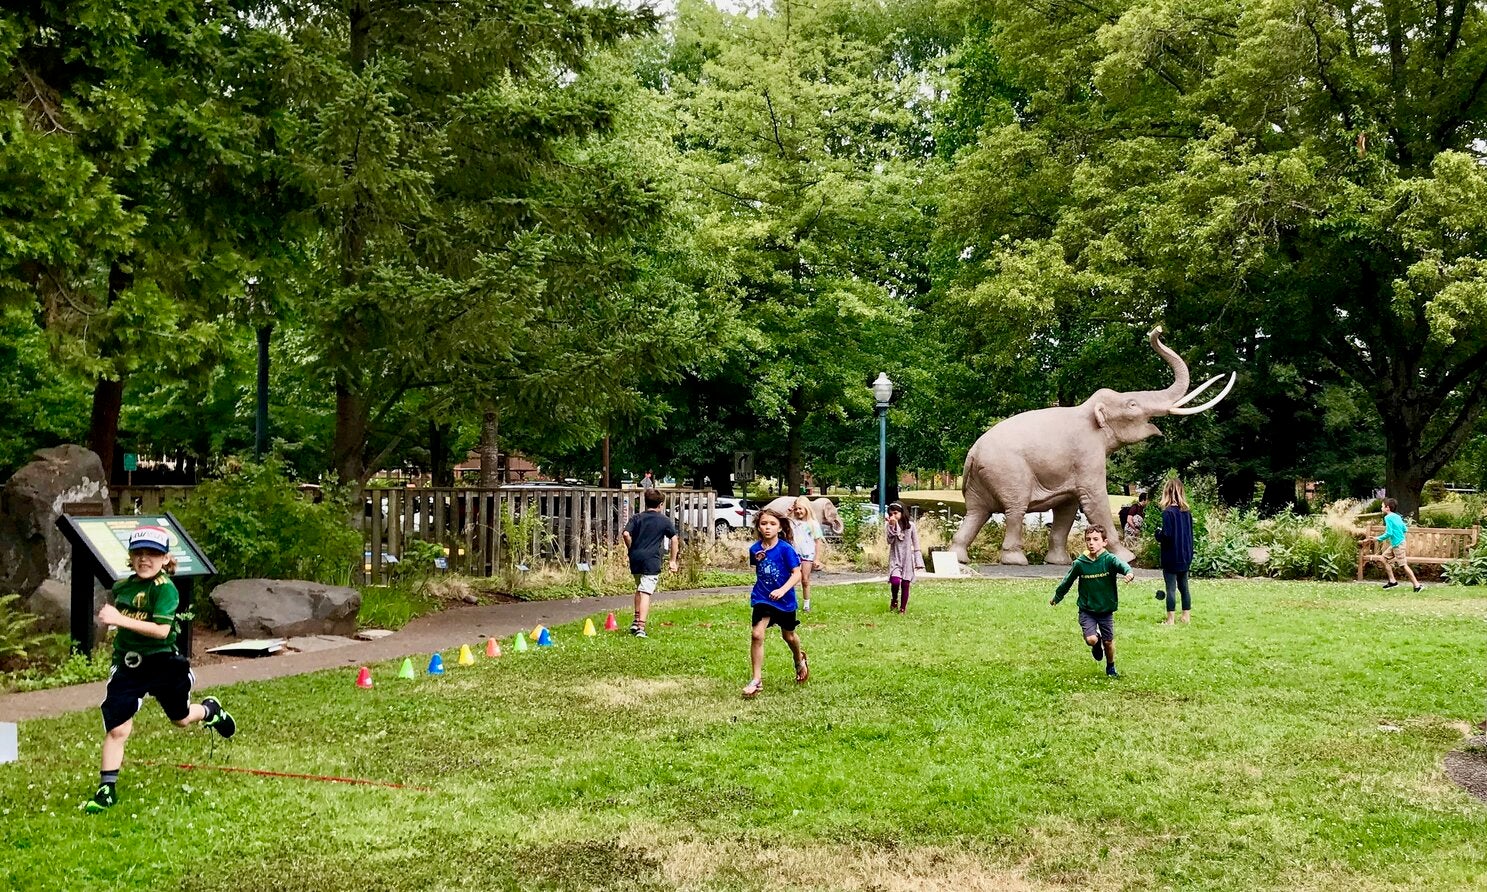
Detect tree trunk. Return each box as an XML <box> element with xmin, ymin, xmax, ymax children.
<box><xmin>255</xmin><ymin>322</ymin><xmax>273</xmax><ymax>461</ymax></box>
<box><xmin>429</xmin><ymin>420</ymin><xmax>453</xmax><ymax>487</ymax></box>
<box><xmin>88</xmin><ymin>260</ymin><xmax>135</xmax><ymax>483</ymax></box>
<box><xmin>785</xmin><ymin>389</ymin><xmax>805</xmax><ymax>495</ymax></box>
<box><xmin>89</xmin><ymin>377</ymin><xmax>124</xmax><ymax>484</ymax></box>
<box><xmin>1383</xmin><ymin>445</ymin><xmax>1426</xmax><ymax>518</ymax></box>
<box><xmin>330</xmin><ymin>0</ymin><xmax>374</xmax><ymax>497</ymax></box>
<box><xmin>334</xmin><ymin>373</ymin><xmax>368</xmax><ymax>494</ymax></box>
<box><xmin>478</xmin><ymin>407</ymin><xmax>500</xmax><ymax>488</ymax></box>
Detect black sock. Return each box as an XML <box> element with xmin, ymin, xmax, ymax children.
<box><xmin>201</xmin><ymin>699</ymin><xmax>220</xmax><ymax>721</ymax></box>
<box><xmin>100</xmin><ymin>770</ymin><xmax>118</xmax><ymax>786</ymax></box>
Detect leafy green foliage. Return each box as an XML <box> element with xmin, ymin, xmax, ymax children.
<box><xmin>0</xmin><ymin>594</ymin><xmax>45</xmax><ymax>668</ymax></box>
<box><xmin>1</xmin><ymin>638</ymin><xmax>111</xmax><ymax>693</ymax></box>
<box><xmin>496</xmin><ymin>503</ymin><xmax>558</xmax><ymax>593</ymax></box>
<box><xmin>170</xmin><ymin>459</ymin><xmax>361</xmax><ymax>592</ymax></box>
<box><xmin>1443</xmin><ymin>540</ymin><xmax>1487</xmax><ymax>586</ymax></box>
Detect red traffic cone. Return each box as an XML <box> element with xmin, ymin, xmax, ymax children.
<box><xmin>355</xmin><ymin>666</ymin><xmax>373</xmax><ymax>689</ymax></box>
<box><xmin>603</xmin><ymin>612</ymin><xmax>619</xmax><ymax>632</ymax></box>
<box><xmin>485</xmin><ymin>637</ymin><xmax>500</xmax><ymax>658</ymax></box>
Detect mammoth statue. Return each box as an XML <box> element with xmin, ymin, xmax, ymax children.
<box><xmin>762</xmin><ymin>496</ymin><xmax>844</xmax><ymax>535</ymax></box>
<box><xmin>950</xmin><ymin>326</ymin><xmax>1234</xmax><ymax>566</ymax></box>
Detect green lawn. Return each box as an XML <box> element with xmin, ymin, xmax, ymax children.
<box><xmin>4</xmin><ymin>579</ymin><xmax>1487</xmax><ymax>891</ymax></box>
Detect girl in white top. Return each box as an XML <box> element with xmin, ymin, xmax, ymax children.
<box><xmin>789</xmin><ymin>496</ymin><xmax>824</xmax><ymax>611</ymax></box>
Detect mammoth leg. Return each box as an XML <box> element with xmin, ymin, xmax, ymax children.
<box><xmin>1000</xmin><ymin>505</ymin><xmax>1029</xmax><ymax>565</ymax></box>
<box><xmin>1079</xmin><ymin>479</ymin><xmax>1132</xmax><ymax>563</ymax></box>
<box><xmin>1046</xmin><ymin>500</ymin><xmax>1079</xmax><ymax>564</ymax></box>
<box><xmin>951</xmin><ymin>504</ymin><xmax>992</xmax><ymax>564</ymax></box>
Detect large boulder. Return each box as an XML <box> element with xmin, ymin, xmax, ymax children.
<box><xmin>209</xmin><ymin>579</ymin><xmax>361</xmax><ymax>638</ymax></box>
<box><xmin>25</xmin><ymin>578</ymin><xmax>106</xmax><ymax>635</ymax></box>
<box><xmin>0</xmin><ymin>445</ymin><xmax>110</xmax><ymax>603</ymax></box>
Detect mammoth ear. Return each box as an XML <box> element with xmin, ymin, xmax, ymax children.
<box><xmin>1093</xmin><ymin>403</ymin><xmax>1110</xmax><ymax>431</ymax></box>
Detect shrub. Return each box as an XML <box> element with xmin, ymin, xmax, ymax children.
<box><xmin>836</xmin><ymin>494</ymin><xmax>869</xmax><ymax>559</ymax></box>
<box><xmin>0</xmin><ymin>594</ymin><xmax>48</xmax><ymax>670</ymax></box>
<box><xmin>1444</xmin><ymin>540</ymin><xmax>1487</xmax><ymax>586</ymax></box>
<box><xmin>170</xmin><ymin>458</ymin><xmax>362</xmax><ymax>592</ymax></box>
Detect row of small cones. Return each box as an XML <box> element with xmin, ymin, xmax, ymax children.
<box><xmin>355</xmin><ymin>611</ymin><xmax>623</xmax><ymax>688</ymax></box>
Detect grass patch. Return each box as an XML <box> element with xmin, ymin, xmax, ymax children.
<box><xmin>5</xmin><ymin>579</ymin><xmax>1487</xmax><ymax>890</ymax></box>
<box><xmin>356</xmin><ymin>584</ymin><xmax>441</xmax><ymax>630</ymax></box>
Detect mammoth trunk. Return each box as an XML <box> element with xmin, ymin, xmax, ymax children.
<box><xmin>1149</xmin><ymin>328</ymin><xmax>1190</xmax><ymax>404</ymax></box>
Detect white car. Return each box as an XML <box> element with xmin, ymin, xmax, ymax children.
<box><xmin>712</xmin><ymin>497</ymin><xmax>756</xmax><ymax>536</ymax></box>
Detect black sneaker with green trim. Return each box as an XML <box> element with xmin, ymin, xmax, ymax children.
<box><xmin>202</xmin><ymin>697</ymin><xmax>236</xmax><ymax>739</ymax></box>
<box><xmin>83</xmin><ymin>783</ymin><xmax>117</xmax><ymax>814</ymax></box>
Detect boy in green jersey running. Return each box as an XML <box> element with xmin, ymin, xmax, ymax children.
<box><xmin>83</xmin><ymin>526</ymin><xmax>237</xmax><ymax>813</ymax></box>
<box><xmin>1051</xmin><ymin>525</ymin><xmax>1136</xmax><ymax>678</ymax></box>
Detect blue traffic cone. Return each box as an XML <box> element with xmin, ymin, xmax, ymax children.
<box><xmin>537</xmin><ymin>627</ymin><xmax>554</xmax><ymax>647</ymax></box>
<box><xmin>427</xmin><ymin>653</ymin><xmax>445</xmax><ymax>675</ymax></box>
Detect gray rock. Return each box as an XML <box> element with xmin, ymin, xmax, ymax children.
<box><xmin>0</xmin><ymin>445</ymin><xmax>109</xmax><ymax>602</ymax></box>
<box><xmin>25</xmin><ymin>577</ymin><xmax>105</xmax><ymax>635</ymax></box>
<box><xmin>209</xmin><ymin>579</ymin><xmax>361</xmax><ymax>638</ymax></box>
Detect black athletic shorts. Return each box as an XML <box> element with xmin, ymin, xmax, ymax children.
<box><xmin>751</xmin><ymin>603</ymin><xmax>799</xmax><ymax>631</ymax></box>
<box><xmin>100</xmin><ymin>651</ymin><xmax>194</xmax><ymax>731</ymax></box>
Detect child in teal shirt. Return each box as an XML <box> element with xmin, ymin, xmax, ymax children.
<box><xmin>1376</xmin><ymin>498</ymin><xmax>1422</xmax><ymax>592</ymax></box>
<box><xmin>1051</xmin><ymin>525</ymin><xmax>1135</xmax><ymax>677</ymax></box>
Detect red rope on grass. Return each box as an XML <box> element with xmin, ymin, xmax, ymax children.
<box><xmin>169</xmin><ymin>762</ymin><xmax>431</xmax><ymax>791</ymax></box>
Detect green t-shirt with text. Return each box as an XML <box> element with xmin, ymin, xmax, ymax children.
<box><xmin>110</xmin><ymin>574</ymin><xmax>180</xmax><ymax>664</ymax></box>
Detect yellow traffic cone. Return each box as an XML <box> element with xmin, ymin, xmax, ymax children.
<box><xmin>530</xmin><ymin>624</ymin><xmax>544</xmax><ymax>641</ymax></box>
<box><xmin>458</xmin><ymin>644</ymin><xmax>475</xmax><ymax>666</ymax></box>
<box><xmin>583</xmin><ymin>617</ymin><xmax>597</xmax><ymax>638</ymax></box>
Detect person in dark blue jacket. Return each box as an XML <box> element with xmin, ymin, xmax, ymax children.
<box><xmin>1153</xmin><ymin>477</ymin><xmax>1195</xmax><ymax>624</ymax></box>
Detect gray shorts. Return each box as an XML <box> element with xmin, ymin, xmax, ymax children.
<box><xmin>1078</xmin><ymin>609</ymin><xmax>1114</xmax><ymax>643</ymax></box>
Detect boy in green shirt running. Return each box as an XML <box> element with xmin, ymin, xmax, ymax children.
<box><xmin>84</xmin><ymin>526</ymin><xmax>237</xmax><ymax>813</ymax></box>
<box><xmin>1051</xmin><ymin>525</ymin><xmax>1135</xmax><ymax>678</ymax></box>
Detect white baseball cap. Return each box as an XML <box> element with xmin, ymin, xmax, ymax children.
<box><xmin>128</xmin><ymin>526</ymin><xmax>172</xmax><ymax>554</ymax></box>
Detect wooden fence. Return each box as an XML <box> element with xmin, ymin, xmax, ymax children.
<box><xmin>110</xmin><ymin>485</ymin><xmax>196</xmax><ymax>516</ymax></box>
<box><xmin>104</xmin><ymin>484</ymin><xmax>717</xmax><ymax>585</ymax></box>
<box><xmin>358</xmin><ymin>487</ymin><xmax>717</xmax><ymax>584</ymax></box>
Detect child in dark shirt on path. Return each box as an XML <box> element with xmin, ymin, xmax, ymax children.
<box><xmin>1051</xmin><ymin>525</ymin><xmax>1135</xmax><ymax>678</ymax></box>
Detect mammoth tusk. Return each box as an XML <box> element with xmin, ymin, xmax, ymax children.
<box><xmin>1168</xmin><ymin>372</ymin><xmax>1236</xmax><ymax>415</ymax></box>
<box><xmin>1170</xmin><ymin>374</ymin><xmax>1224</xmax><ymax>409</ymax></box>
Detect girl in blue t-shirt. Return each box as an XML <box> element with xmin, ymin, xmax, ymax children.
<box><xmin>743</xmin><ymin>508</ymin><xmax>806</xmax><ymax>699</ymax></box>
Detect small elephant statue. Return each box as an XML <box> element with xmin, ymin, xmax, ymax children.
<box><xmin>950</xmin><ymin>326</ymin><xmax>1234</xmax><ymax>566</ymax></box>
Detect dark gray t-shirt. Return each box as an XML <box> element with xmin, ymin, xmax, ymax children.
<box><xmin>625</xmin><ymin>511</ymin><xmax>678</xmax><ymax>574</ymax></box>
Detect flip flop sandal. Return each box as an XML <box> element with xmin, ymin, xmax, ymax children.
<box><xmin>742</xmin><ymin>678</ymin><xmax>763</xmax><ymax>699</ymax></box>
<box><xmin>795</xmin><ymin>652</ymin><xmax>809</xmax><ymax>684</ymax></box>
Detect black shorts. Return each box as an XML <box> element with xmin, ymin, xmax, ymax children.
<box><xmin>100</xmin><ymin>652</ymin><xmax>194</xmax><ymax>731</ymax></box>
<box><xmin>1078</xmin><ymin>609</ymin><xmax>1115</xmax><ymax>643</ymax></box>
<box><xmin>751</xmin><ymin>603</ymin><xmax>799</xmax><ymax>631</ymax></box>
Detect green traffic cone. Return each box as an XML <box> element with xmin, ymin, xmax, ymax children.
<box><xmin>398</xmin><ymin>657</ymin><xmax>415</xmax><ymax>679</ymax></box>
<box><xmin>514</xmin><ymin>632</ymin><xmax>528</xmax><ymax>653</ymax></box>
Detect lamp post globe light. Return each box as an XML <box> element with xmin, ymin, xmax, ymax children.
<box><xmin>871</xmin><ymin>373</ymin><xmax>894</xmax><ymax>521</ymax></box>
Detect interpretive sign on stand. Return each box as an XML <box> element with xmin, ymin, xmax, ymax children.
<box><xmin>55</xmin><ymin>513</ymin><xmax>216</xmax><ymax>657</ymax></box>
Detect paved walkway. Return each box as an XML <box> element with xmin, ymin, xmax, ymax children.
<box><xmin>0</xmin><ymin>564</ymin><xmax>1153</xmax><ymax>722</ymax></box>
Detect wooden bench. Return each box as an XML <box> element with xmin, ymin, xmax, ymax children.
<box><xmin>1356</xmin><ymin>524</ymin><xmax>1480</xmax><ymax>580</ymax></box>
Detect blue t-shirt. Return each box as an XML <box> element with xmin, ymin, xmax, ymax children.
<box><xmin>749</xmin><ymin>539</ymin><xmax>801</xmax><ymax>611</ymax></box>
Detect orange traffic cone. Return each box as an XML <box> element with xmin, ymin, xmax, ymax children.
<box><xmin>355</xmin><ymin>666</ymin><xmax>373</xmax><ymax>689</ymax></box>
<box><xmin>603</xmin><ymin>612</ymin><xmax>619</xmax><ymax>632</ymax></box>
<box><xmin>485</xmin><ymin>637</ymin><xmax>501</xmax><ymax>658</ymax></box>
